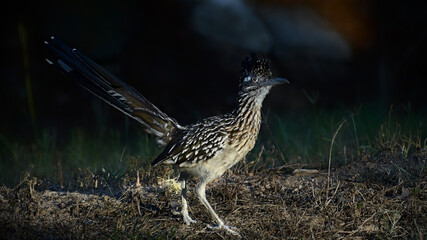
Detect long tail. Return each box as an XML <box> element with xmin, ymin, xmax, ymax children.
<box><xmin>45</xmin><ymin>36</ymin><xmax>182</xmax><ymax>145</ymax></box>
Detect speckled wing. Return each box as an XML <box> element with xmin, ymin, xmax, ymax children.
<box><xmin>45</xmin><ymin>37</ymin><xmax>181</xmax><ymax>145</ymax></box>
<box><xmin>151</xmin><ymin>118</ymin><xmax>228</xmax><ymax>167</ymax></box>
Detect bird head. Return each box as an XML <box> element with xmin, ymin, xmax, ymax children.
<box><xmin>239</xmin><ymin>54</ymin><xmax>289</xmax><ymax>94</ymax></box>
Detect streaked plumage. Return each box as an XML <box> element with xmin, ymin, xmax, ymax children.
<box><xmin>45</xmin><ymin>38</ymin><xmax>288</xmax><ymax>235</ymax></box>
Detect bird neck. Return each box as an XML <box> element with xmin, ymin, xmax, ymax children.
<box><xmin>226</xmin><ymin>88</ymin><xmax>270</xmax><ymax>152</ymax></box>
<box><xmin>236</xmin><ymin>87</ymin><xmax>271</xmax><ymax>117</ymax></box>
<box><xmin>231</xmin><ymin>87</ymin><xmax>271</xmax><ymax>132</ymax></box>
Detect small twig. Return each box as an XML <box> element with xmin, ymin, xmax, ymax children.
<box><xmin>136</xmin><ymin>170</ymin><xmax>141</xmax><ymax>188</ymax></box>
<box><xmin>253</xmin><ymin>145</ymin><xmax>265</xmax><ymax>173</ymax></box>
<box><xmin>324</xmin><ymin>180</ymin><xmax>340</xmax><ymax>208</ymax></box>
<box><xmin>101</xmin><ymin>176</ymin><xmax>114</xmax><ymax>196</ymax></box>
<box><xmin>12</xmin><ymin>172</ymin><xmax>30</xmax><ymax>191</ymax></box>
<box><xmin>119</xmin><ymin>146</ymin><xmax>126</xmax><ymax>165</ymax></box>
<box><xmin>84</xmin><ymin>204</ymin><xmax>95</xmax><ymax>223</ymax></box>
<box><xmin>356</xmin><ymin>188</ymin><xmax>366</xmax><ymax>201</ymax></box>
<box><xmin>327</xmin><ymin>120</ymin><xmax>347</xmax><ymax>194</ymax></box>
<box><xmin>351</xmin><ymin>113</ymin><xmax>360</xmax><ymax>157</ymax></box>
<box><xmin>357</xmin><ymin>212</ymin><xmax>378</xmax><ymax>230</ymax></box>
<box><xmin>413</xmin><ymin>219</ymin><xmax>422</xmax><ymax>239</ymax></box>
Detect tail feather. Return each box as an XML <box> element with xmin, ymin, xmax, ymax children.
<box><xmin>45</xmin><ymin>36</ymin><xmax>182</xmax><ymax>145</ymax></box>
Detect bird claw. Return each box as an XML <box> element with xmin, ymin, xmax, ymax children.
<box><xmin>208</xmin><ymin>224</ymin><xmax>240</xmax><ymax>235</ymax></box>
<box><xmin>182</xmin><ymin>213</ymin><xmax>197</xmax><ymax>225</ymax></box>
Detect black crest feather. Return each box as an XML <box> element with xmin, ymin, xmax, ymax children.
<box><xmin>240</xmin><ymin>54</ymin><xmax>271</xmax><ymax>81</ymax></box>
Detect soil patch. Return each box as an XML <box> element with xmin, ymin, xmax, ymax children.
<box><xmin>1</xmin><ymin>150</ymin><xmax>426</xmax><ymax>239</ymax></box>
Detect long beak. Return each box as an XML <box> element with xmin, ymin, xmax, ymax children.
<box><xmin>261</xmin><ymin>77</ymin><xmax>290</xmax><ymax>87</ymax></box>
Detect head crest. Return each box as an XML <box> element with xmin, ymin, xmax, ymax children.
<box><xmin>240</xmin><ymin>54</ymin><xmax>271</xmax><ymax>81</ymax></box>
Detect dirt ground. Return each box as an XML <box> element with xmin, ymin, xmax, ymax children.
<box><xmin>1</xmin><ymin>149</ymin><xmax>426</xmax><ymax>239</ymax></box>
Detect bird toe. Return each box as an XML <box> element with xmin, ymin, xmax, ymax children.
<box><xmin>208</xmin><ymin>224</ymin><xmax>240</xmax><ymax>235</ymax></box>
<box><xmin>183</xmin><ymin>214</ymin><xmax>197</xmax><ymax>225</ymax></box>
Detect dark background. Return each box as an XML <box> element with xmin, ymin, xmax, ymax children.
<box><xmin>1</xmin><ymin>0</ymin><xmax>426</xmax><ymax>140</ymax></box>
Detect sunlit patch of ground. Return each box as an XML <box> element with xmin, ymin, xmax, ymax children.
<box><xmin>0</xmin><ymin>149</ymin><xmax>425</xmax><ymax>239</ymax></box>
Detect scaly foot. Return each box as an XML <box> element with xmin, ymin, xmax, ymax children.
<box><xmin>182</xmin><ymin>211</ymin><xmax>197</xmax><ymax>225</ymax></box>
<box><xmin>208</xmin><ymin>224</ymin><xmax>240</xmax><ymax>236</ymax></box>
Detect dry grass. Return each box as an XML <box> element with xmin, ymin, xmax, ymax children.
<box><xmin>0</xmin><ymin>148</ymin><xmax>425</xmax><ymax>240</ymax></box>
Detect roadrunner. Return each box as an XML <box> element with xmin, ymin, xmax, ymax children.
<box><xmin>45</xmin><ymin>37</ymin><xmax>289</xmax><ymax>235</ymax></box>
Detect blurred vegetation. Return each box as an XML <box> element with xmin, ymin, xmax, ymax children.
<box><xmin>0</xmin><ymin>103</ymin><xmax>425</xmax><ymax>188</ymax></box>
<box><xmin>257</xmin><ymin>103</ymin><xmax>426</xmax><ymax>168</ymax></box>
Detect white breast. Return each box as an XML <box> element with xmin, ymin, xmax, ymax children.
<box><xmin>179</xmin><ymin>141</ymin><xmax>253</xmax><ymax>182</ymax></box>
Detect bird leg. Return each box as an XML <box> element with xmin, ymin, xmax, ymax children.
<box><xmin>181</xmin><ymin>180</ymin><xmax>196</xmax><ymax>224</ymax></box>
<box><xmin>196</xmin><ymin>181</ymin><xmax>240</xmax><ymax>235</ymax></box>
